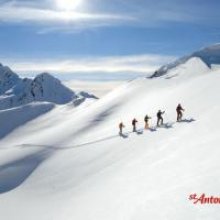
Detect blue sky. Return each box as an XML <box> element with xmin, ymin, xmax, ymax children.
<box><xmin>0</xmin><ymin>0</ymin><xmax>220</xmax><ymax>81</ymax></box>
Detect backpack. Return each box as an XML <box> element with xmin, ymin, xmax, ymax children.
<box><xmin>145</xmin><ymin>115</ymin><xmax>149</xmax><ymax>121</ymax></box>
<box><xmin>132</xmin><ymin>119</ymin><xmax>137</xmax><ymax>125</ymax></box>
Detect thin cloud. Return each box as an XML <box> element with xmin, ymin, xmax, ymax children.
<box><xmin>65</xmin><ymin>80</ymin><xmax>125</xmax><ymax>97</ymax></box>
<box><xmin>0</xmin><ymin>4</ymin><xmax>136</xmax><ymax>30</ymax></box>
<box><xmin>0</xmin><ymin>5</ymin><xmax>132</xmax><ymax>23</ymax></box>
<box><xmin>1</xmin><ymin>54</ymin><xmax>176</xmax><ymax>75</ymax></box>
<box><xmin>0</xmin><ymin>0</ymin><xmax>213</xmax><ymax>33</ymax></box>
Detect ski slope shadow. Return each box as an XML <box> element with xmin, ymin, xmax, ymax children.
<box><xmin>149</xmin><ymin>127</ymin><xmax>157</xmax><ymax>132</ymax></box>
<box><xmin>0</xmin><ymin>104</ymin><xmax>121</xmax><ymax>193</ymax></box>
<box><xmin>0</xmin><ymin>103</ymin><xmax>54</xmax><ymax>139</ymax></box>
<box><xmin>21</xmin><ymin>127</ymin><xmax>157</xmax><ymax>151</ymax></box>
<box><xmin>179</xmin><ymin>118</ymin><xmax>196</xmax><ymax>123</ymax></box>
<box><xmin>20</xmin><ymin>133</ymin><xmax>121</xmax><ymax>151</ymax></box>
<box><xmin>0</xmin><ymin>148</ymin><xmax>54</xmax><ymax>194</ymax></box>
<box><xmin>57</xmin><ymin>103</ymin><xmax>120</xmax><ymax>144</ymax></box>
<box><xmin>157</xmin><ymin>122</ymin><xmax>175</xmax><ymax>129</ymax></box>
<box><xmin>19</xmin><ymin>121</ymin><xmax>177</xmax><ymax>151</ymax></box>
<box><xmin>119</xmin><ymin>133</ymin><xmax>129</xmax><ymax>138</ymax></box>
<box><xmin>9</xmin><ymin>117</ymin><xmax>193</xmax><ymax>192</ymax></box>
<box><xmin>136</xmin><ymin>130</ymin><xmax>144</xmax><ymax>135</ymax></box>
<box><xmin>163</xmin><ymin>122</ymin><xmax>175</xmax><ymax>128</ymax></box>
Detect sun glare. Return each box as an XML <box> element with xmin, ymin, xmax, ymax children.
<box><xmin>56</xmin><ymin>0</ymin><xmax>83</xmax><ymax>11</ymax></box>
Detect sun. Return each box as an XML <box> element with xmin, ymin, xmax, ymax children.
<box><xmin>56</xmin><ymin>0</ymin><xmax>83</xmax><ymax>11</ymax></box>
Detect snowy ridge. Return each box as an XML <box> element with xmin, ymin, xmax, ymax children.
<box><xmin>151</xmin><ymin>43</ymin><xmax>220</xmax><ymax>77</ymax></box>
<box><xmin>0</xmin><ymin>64</ymin><xmax>21</xmax><ymax>95</ymax></box>
<box><xmin>0</xmin><ymin>70</ymin><xmax>76</xmax><ymax>110</ymax></box>
<box><xmin>157</xmin><ymin>57</ymin><xmax>210</xmax><ymax>80</ymax></box>
<box><xmin>192</xmin><ymin>43</ymin><xmax>220</xmax><ymax>66</ymax></box>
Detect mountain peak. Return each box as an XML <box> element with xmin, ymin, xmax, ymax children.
<box><xmin>0</xmin><ymin>64</ymin><xmax>21</xmax><ymax>95</ymax></box>
<box><xmin>29</xmin><ymin>72</ymin><xmax>76</xmax><ymax>104</ymax></box>
<box><xmin>151</xmin><ymin>43</ymin><xmax>220</xmax><ymax>78</ymax></box>
<box><xmin>0</xmin><ymin>63</ymin><xmax>96</xmax><ymax>110</ymax></box>
<box><xmin>35</xmin><ymin>72</ymin><xmax>56</xmax><ymax>80</ymax></box>
<box><xmin>192</xmin><ymin>43</ymin><xmax>220</xmax><ymax>67</ymax></box>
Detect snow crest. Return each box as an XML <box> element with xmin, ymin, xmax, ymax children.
<box><xmin>151</xmin><ymin>44</ymin><xmax>220</xmax><ymax>77</ymax></box>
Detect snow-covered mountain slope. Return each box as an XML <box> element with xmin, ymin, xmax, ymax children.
<box><xmin>0</xmin><ymin>63</ymin><xmax>98</xmax><ymax>110</ymax></box>
<box><xmin>0</xmin><ymin>63</ymin><xmax>98</xmax><ymax>139</ymax></box>
<box><xmin>0</xmin><ymin>71</ymin><xmax>76</xmax><ymax>110</ymax></box>
<box><xmin>152</xmin><ymin>44</ymin><xmax>220</xmax><ymax>77</ymax></box>
<box><xmin>0</xmin><ymin>52</ymin><xmax>220</xmax><ymax>220</ymax></box>
<box><xmin>154</xmin><ymin>57</ymin><xmax>210</xmax><ymax>80</ymax></box>
<box><xmin>0</xmin><ymin>102</ymin><xmax>55</xmax><ymax>139</ymax></box>
<box><xmin>0</xmin><ymin>63</ymin><xmax>21</xmax><ymax>95</ymax></box>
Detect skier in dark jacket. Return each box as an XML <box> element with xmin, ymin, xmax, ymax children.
<box><xmin>144</xmin><ymin>115</ymin><xmax>151</xmax><ymax>129</ymax></box>
<box><xmin>119</xmin><ymin>122</ymin><xmax>125</xmax><ymax>135</ymax></box>
<box><xmin>157</xmin><ymin>110</ymin><xmax>165</xmax><ymax>127</ymax></box>
<box><xmin>132</xmin><ymin>118</ymin><xmax>138</xmax><ymax>132</ymax></box>
<box><xmin>176</xmin><ymin>103</ymin><xmax>185</xmax><ymax>122</ymax></box>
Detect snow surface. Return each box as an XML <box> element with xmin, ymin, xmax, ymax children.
<box><xmin>1</xmin><ymin>50</ymin><xmax>220</xmax><ymax>219</ymax></box>
<box><xmin>0</xmin><ymin>102</ymin><xmax>55</xmax><ymax>139</ymax></box>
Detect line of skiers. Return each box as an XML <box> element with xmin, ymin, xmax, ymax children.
<box><xmin>119</xmin><ymin>103</ymin><xmax>185</xmax><ymax>134</ymax></box>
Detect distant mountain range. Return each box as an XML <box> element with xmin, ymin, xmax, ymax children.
<box><xmin>0</xmin><ymin>64</ymin><xmax>97</xmax><ymax>110</ymax></box>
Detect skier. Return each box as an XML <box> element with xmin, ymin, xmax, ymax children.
<box><xmin>119</xmin><ymin>122</ymin><xmax>125</xmax><ymax>135</ymax></box>
<box><xmin>157</xmin><ymin>110</ymin><xmax>165</xmax><ymax>127</ymax></box>
<box><xmin>176</xmin><ymin>103</ymin><xmax>185</xmax><ymax>122</ymax></box>
<box><xmin>144</xmin><ymin>114</ymin><xmax>151</xmax><ymax>129</ymax></box>
<box><xmin>132</xmin><ymin>118</ymin><xmax>138</xmax><ymax>132</ymax></box>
